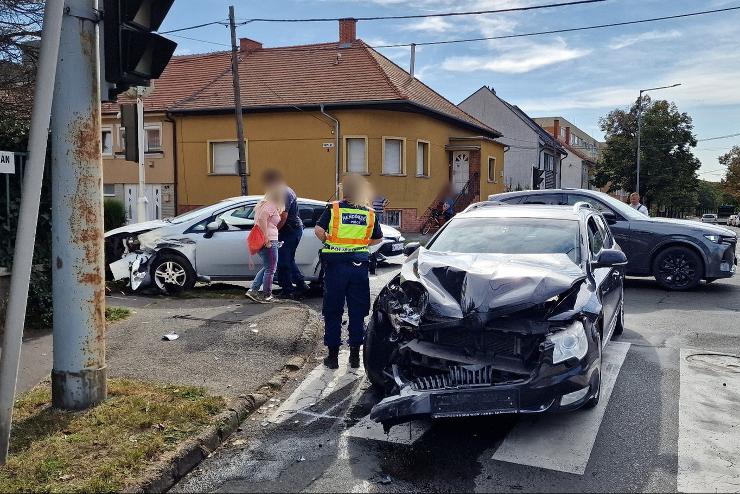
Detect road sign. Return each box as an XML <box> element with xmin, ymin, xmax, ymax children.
<box><xmin>0</xmin><ymin>151</ymin><xmax>14</xmax><ymax>174</ymax></box>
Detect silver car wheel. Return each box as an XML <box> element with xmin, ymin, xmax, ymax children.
<box><xmin>154</xmin><ymin>261</ymin><xmax>187</xmax><ymax>290</ymax></box>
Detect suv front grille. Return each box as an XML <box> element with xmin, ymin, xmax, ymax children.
<box><xmin>411</xmin><ymin>365</ymin><xmax>496</xmax><ymax>390</ymax></box>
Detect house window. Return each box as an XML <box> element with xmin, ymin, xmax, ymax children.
<box><xmin>544</xmin><ymin>153</ymin><xmax>555</xmax><ymax>171</ymax></box>
<box><xmin>145</xmin><ymin>126</ymin><xmax>162</xmax><ymax>152</ymax></box>
<box><xmin>487</xmin><ymin>156</ymin><xmax>497</xmax><ymax>183</ymax></box>
<box><xmin>210</xmin><ymin>141</ymin><xmax>243</xmax><ymax>175</ymax></box>
<box><xmin>383</xmin><ymin>137</ymin><xmax>405</xmax><ymax>175</ymax></box>
<box><xmin>416</xmin><ymin>140</ymin><xmax>429</xmax><ymax>177</ymax></box>
<box><xmin>384</xmin><ymin>209</ymin><xmax>401</xmax><ymax>228</ymax></box>
<box><xmin>103</xmin><ymin>184</ymin><xmax>116</xmax><ymax>197</ymax></box>
<box><xmin>345</xmin><ymin>137</ymin><xmax>367</xmax><ymax>173</ymax></box>
<box><xmin>101</xmin><ymin>129</ymin><xmax>113</xmax><ymax>156</ymax></box>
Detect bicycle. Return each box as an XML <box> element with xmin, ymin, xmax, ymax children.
<box><xmin>420</xmin><ymin>207</ymin><xmax>446</xmax><ymax>235</ymax></box>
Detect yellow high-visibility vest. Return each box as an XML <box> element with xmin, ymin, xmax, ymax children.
<box><xmin>322</xmin><ymin>201</ymin><xmax>376</xmax><ymax>253</ymax></box>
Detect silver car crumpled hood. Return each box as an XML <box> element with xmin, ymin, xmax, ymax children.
<box><xmin>402</xmin><ymin>249</ymin><xmax>587</xmax><ymax>320</ymax></box>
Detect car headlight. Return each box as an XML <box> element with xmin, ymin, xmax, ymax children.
<box><xmin>704</xmin><ymin>234</ymin><xmax>720</xmax><ymax>243</ymax></box>
<box><xmin>547</xmin><ymin>320</ymin><xmax>588</xmax><ymax>364</ymax></box>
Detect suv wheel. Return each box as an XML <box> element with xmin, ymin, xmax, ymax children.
<box><xmin>363</xmin><ymin>315</ymin><xmax>395</xmax><ymax>393</ymax></box>
<box><xmin>151</xmin><ymin>253</ymin><xmax>196</xmax><ymax>294</ymax></box>
<box><xmin>652</xmin><ymin>246</ymin><xmax>702</xmax><ymax>291</ymax></box>
<box><xmin>583</xmin><ymin>327</ymin><xmax>602</xmax><ymax>409</ymax></box>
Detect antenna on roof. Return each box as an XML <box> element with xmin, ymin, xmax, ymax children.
<box><xmin>409</xmin><ymin>43</ymin><xmax>416</xmax><ymax>79</ymax></box>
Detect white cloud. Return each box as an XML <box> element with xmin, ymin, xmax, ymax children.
<box><xmin>608</xmin><ymin>29</ymin><xmax>681</xmax><ymax>50</ymax></box>
<box><xmin>441</xmin><ymin>39</ymin><xmax>589</xmax><ymax>74</ymax></box>
<box><xmin>407</xmin><ymin>17</ymin><xmax>457</xmax><ymax>33</ymax></box>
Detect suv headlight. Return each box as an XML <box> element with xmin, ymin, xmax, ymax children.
<box><xmin>704</xmin><ymin>234</ymin><xmax>720</xmax><ymax>243</ymax></box>
<box><xmin>547</xmin><ymin>320</ymin><xmax>588</xmax><ymax>364</ymax></box>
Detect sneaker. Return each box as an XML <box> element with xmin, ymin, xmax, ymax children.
<box><xmin>245</xmin><ymin>289</ymin><xmax>263</xmax><ymax>302</ymax></box>
<box><xmin>261</xmin><ymin>293</ymin><xmax>276</xmax><ymax>304</ymax></box>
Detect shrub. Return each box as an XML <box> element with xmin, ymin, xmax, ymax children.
<box><xmin>104</xmin><ymin>198</ymin><xmax>127</xmax><ymax>231</ymax></box>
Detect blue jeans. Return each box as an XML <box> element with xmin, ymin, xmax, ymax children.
<box><xmin>322</xmin><ymin>260</ymin><xmax>370</xmax><ymax>348</ymax></box>
<box><xmin>251</xmin><ymin>242</ymin><xmax>279</xmax><ymax>294</ymax></box>
<box><xmin>277</xmin><ymin>227</ymin><xmax>306</xmax><ymax>294</ymax></box>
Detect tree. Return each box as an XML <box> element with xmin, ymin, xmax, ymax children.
<box><xmin>696</xmin><ymin>180</ymin><xmax>722</xmax><ymax>214</ymax></box>
<box><xmin>593</xmin><ymin>96</ymin><xmax>700</xmax><ymax>212</ymax></box>
<box><xmin>720</xmin><ymin>146</ymin><xmax>740</xmax><ymax>203</ymax></box>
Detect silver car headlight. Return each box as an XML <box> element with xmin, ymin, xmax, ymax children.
<box><xmin>704</xmin><ymin>234</ymin><xmax>720</xmax><ymax>243</ymax></box>
<box><xmin>547</xmin><ymin>320</ymin><xmax>588</xmax><ymax>364</ymax></box>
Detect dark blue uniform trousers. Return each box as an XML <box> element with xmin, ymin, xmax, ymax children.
<box><xmin>322</xmin><ymin>260</ymin><xmax>370</xmax><ymax>348</ymax></box>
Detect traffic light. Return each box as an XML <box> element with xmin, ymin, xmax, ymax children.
<box><xmin>532</xmin><ymin>166</ymin><xmax>544</xmax><ymax>189</ymax></box>
<box><xmin>120</xmin><ymin>103</ymin><xmax>139</xmax><ymax>162</ymax></box>
<box><xmin>103</xmin><ymin>0</ymin><xmax>177</xmax><ymax>99</ymax></box>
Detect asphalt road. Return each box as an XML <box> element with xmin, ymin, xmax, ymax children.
<box><xmin>176</xmin><ymin>231</ymin><xmax>740</xmax><ymax>493</ymax></box>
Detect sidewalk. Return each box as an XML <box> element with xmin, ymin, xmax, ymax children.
<box><xmin>0</xmin><ymin>329</ymin><xmax>53</xmax><ymax>395</ymax></box>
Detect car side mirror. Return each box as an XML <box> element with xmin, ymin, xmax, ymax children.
<box><xmin>593</xmin><ymin>248</ymin><xmax>627</xmax><ymax>268</ymax></box>
<box><xmin>601</xmin><ymin>211</ymin><xmax>618</xmax><ymax>225</ymax></box>
<box><xmin>403</xmin><ymin>242</ymin><xmax>421</xmax><ymax>256</ymax></box>
<box><xmin>203</xmin><ymin>219</ymin><xmax>223</xmax><ymax>238</ymax></box>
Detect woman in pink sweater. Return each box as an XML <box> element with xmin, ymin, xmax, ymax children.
<box><xmin>246</xmin><ymin>185</ymin><xmax>284</xmax><ymax>303</ymax></box>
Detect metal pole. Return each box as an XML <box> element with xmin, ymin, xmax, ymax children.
<box><xmin>136</xmin><ymin>94</ymin><xmax>147</xmax><ymax>222</ymax></box>
<box><xmin>0</xmin><ymin>0</ymin><xmax>64</xmax><ymax>464</ymax></box>
<box><xmin>229</xmin><ymin>5</ymin><xmax>248</xmax><ymax>196</ymax></box>
<box><xmin>50</xmin><ymin>0</ymin><xmax>107</xmax><ymax>410</ymax></box>
<box><xmin>636</xmin><ymin>91</ymin><xmax>642</xmax><ymax>195</ymax></box>
<box><xmin>409</xmin><ymin>43</ymin><xmax>416</xmax><ymax>78</ymax></box>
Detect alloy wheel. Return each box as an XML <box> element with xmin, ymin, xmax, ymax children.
<box><xmin>658</xmin><ymin>253</ymin><xmax>696</xmax><ymax>289</ymax></box>
<box><xmin>154</xmin><ymin>261</ymin><xmax>187</xmax><ymax>290</ymax></box>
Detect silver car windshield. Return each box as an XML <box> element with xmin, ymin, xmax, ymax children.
<box><xmin>589</xmin><ymin>191</ymin><xmax>649</xmax><ymax>221</ymax></box>
<box><xmin>166</xmin><ymin>202</ymin><xmax>231</xmax><ymax>224</ymax></box>
<box><xmin>428</xmin><ymin>217</ymin><xmax>581</xmax><ymax>264</ymax></box>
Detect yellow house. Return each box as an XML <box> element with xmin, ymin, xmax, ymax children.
<box><xmin>105</xmin><ymin>19</ymin><xmax>506</xmax><ymax>232</ymax></box>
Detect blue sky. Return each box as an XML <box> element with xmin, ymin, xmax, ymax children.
<box><xmin>159</xmin><ymin>0</ymin><xmax>740</xmax><ymax>181</ymax></box>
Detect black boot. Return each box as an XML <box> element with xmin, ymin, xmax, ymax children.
<box><xmin>349</xmin><ymin>346</ymin><xmax>361</xmax><ymax>369</ymax></box>
<box><xmin>323</xmin><ymin>346</ymin><xmax>339</xmax><ymax>369</ymax></box>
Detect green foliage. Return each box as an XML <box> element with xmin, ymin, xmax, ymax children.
<box><xmin>696</xmin><ymin>180</ymin><xmax>723</xmax><ymax>214</ymax></box>
<box><xmin>720</xmin><ymin>146</ymin><xmax>740</xmax><ymax>204</ymax></box>
<box><xmin>104</xmin><ymin>198</ymin><xmax>127</xmax><ymax>231</ymax></box>
<box><xmin>105</xmin><ymin>306</ymin><xmax>131</xmax><ymax>323</ymax></box>
<box><xmin>593</xmin><ymin>96</ymin><xmax>700</xmax><ymax>212</ymax></box>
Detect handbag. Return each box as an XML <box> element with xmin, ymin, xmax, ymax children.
<box><xmin>247</xmin><ymin>225</ymin><xmax>266</xmax><ymax>255</ymax></box>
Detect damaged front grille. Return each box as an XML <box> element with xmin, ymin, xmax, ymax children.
<box><xmin>412</xmin><ymin>365</ymin><xmax>502</xmax><ymax>391</ymax></box>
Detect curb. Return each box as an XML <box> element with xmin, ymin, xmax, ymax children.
<box><xmin>125</xmin><ymin>307</ymin><xmax>322</xmax><ymax>493</ymax></box>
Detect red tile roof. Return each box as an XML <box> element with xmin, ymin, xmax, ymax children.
<box><xmin>104</xmin><ymin>40</ymin><xmax>499</xmax><ymax>137</ymax></box>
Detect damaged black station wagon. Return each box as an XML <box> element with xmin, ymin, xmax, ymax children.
<box><xmin>364</xmin><ymin>202</ymin><xmax>627</xmax><ymax>431</ymax></box>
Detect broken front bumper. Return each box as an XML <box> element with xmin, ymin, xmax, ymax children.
<box><xmin>108</xmin><ymin>252</ymin><xmax>153</xmax><ymax>290</ymax></box>
<box><xmin>369</xmin><ymin>346</ymin><xmax>600</xmax><ymax>429</ymax></box>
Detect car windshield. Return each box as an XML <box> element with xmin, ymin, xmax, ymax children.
<box><xmin>587</xmin><ymin>191</ymin><xmax>650</xmax><ymax>221</ymax></box>
<box><xmin>428</xmin><ymin>217</ymin><xmax>581</xmax><ymax>263</ymax></box>
<box><xmin>166</xmin><ymin>202</ymin><xmax>232</xmax><ymax>224</ymax></box>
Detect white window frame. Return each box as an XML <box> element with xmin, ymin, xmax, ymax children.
<box><xmin>487</xmin><ymin>155</ymin><xmax>498</xmax><ymax>183</ymax></box>
<box><xmin>103</xmin><ymin>183</ymin><xmax>116</xmax><ymax>197</ymax></box>
<box><xmin>384</xmin><ymin>209</ymin><xmax>402</xmax><ymax>228</ymax></box>
<box><xmin>416</xmin><ymin>139</ymin><xmax>430</xmax><ymax>177</ymax></box>
<box><xmin>343</xmin><ymin>136</ymin><xmax>368</xmax><ymax>174</ymax></box>
<box><xmin>101</xmin><ymin>126</ymin><xmax>113</xmax><ymax>156</ymax></box>
<box><xmin>144</xmin><ymin>123</ymin><xmax>162</xmax><ymax>153</ymax></box>
<box><xmin>382</xmin><ymin>136</ymin><xmax>406</xmax><ymax>176</ymax></box>
<box><xmin>208</xmin><ymin>139</ymin><xmax>248</xmax><ymax>176</ymax></box>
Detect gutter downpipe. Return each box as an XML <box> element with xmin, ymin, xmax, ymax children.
<box><xmin>165</xmin><ymin>111</ymin><xmax>178</xmax><ymax>214</ymax></box>
<box><xmin>320</xmin><ymin>104</ymin><xmax>340</xmax><ymax>199</ymax></box>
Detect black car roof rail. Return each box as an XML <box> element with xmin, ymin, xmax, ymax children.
<box><xmin>572</xmin><ymin>201</ymin><xmax>594</xmax><ymax>213</ymax></box>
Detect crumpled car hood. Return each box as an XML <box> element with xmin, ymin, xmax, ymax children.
<box><xmin>402</xmin><ymin>249</ymin><xmax>586</xmax><ymax>319</ymax></box>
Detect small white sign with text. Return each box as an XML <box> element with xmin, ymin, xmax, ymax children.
<box><xmin>0</xmin><ymin>151</ymin><xmax>14</xmax><ymax>174</ymax></box>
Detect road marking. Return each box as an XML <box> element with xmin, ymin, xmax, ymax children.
<box><xmin>344</xmin><ymin>415</ymin><xmax>431</xmax><ymax>445</ymax></box>
<box><xmin>491</xmin><ymin>341</ymin><xmax>631</xmax><ymax>475</ymax></box>
<box><xmin>677</xmin><ymin>349</ymin><xmax>740</xmax><ymax>493</ymax></box>
<box><xmin>269</xmin><ymin>349</ymin><xmax>363</xmax><ymax>424</ymax></box>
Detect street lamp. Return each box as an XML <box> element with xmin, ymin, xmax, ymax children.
<box><xmin>636</xmin><ymin>83</ymin><xmax>681</xmax><ymax>195</ymax></box>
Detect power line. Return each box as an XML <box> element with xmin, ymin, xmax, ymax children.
<box><xmin>160</xmin><ymin>20</ymin><xmax>228</xmax><ymax>35</ymax></box>
<box><xmin>372</xmin><ymin>6</ymin><xmax>740</xmax><ymax>48</ymax></box>
<box><xmin>239</xmin><ymin>0</ymin><xmax>606</xmax><ymax>23</ymax></box>
<box><xmin>166</xmin><ymin>32</ymin><xmax>231</xmax><ymax>48</ymax></box>
<box><xmin>698</xmin><ymin>132</ymin><xmax>740</xmax><ymax>142</ymax></box>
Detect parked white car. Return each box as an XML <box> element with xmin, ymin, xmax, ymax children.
<box><xmin>727</xmin><ymin>214</ymin><xmax>739</xmax><ymax>227</ymax></box>
<box><xmin>105</xmin><ymin>196</ymin><xmax>405</xmax><ymax>293</ymax></box>
<box><xmin>701</xmin><ymin>214</ymin><xmax>718</xmax><ymax>224</ymax></box>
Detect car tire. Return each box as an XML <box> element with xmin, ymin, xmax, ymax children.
<box><xmin>150</xmin><ymin>253</ymin><xmax>196</xmax><ymax>295</ymax></box>
<box><xmin>362</xmin><ymin>315</ymin><xmax>395</xmax><ymax>393</ymax></box>
<box><xmin>652</xmin><ymin>246</ymin><xmax>703</xmax><ymax>291</ymax></box>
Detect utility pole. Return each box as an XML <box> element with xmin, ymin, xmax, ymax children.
<box><xmin>136</xmin><ymin>89</ymin><xmax>148</xmax><ymax>222</ymax></box>
<box><xmin>636</xmin><ymin>83</ymin><xmax>681</xmax><ymax>194</ymax></box>
<box><xmin>229</xmin><ymin>5</ymin><xmax>248</xmax><ymax>196</ymax></box>
<box><xmin>50</xmin><ymin>0</ymin><xmax>107</xmax><ymax>410</ymax></box>
<box><xmin>0</xmin><ymin>0</ymin><xmax>64</xmax><ymax>464</ymax></box>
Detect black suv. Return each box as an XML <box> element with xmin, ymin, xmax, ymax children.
<box><xmin>490</xmin><ymin>189</ymin><xmax>737</xmax><ymax>290</ymax></box>
<box><xmin>365</xmin><ymin>202</ymin><xmax>626</xmax><ymax>430</ymax></box>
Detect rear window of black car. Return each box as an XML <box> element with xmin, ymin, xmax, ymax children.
<box><xmin>428</xmin><ymin>217</ymin><xmax>581</xmax><ymax>263</ymax></box>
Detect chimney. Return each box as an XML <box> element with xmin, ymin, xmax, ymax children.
<box><xmin>553</xmin><ymin>119</ymin><xmax>560</xmax><ymax>140</ymax></box>
<box><xmin>565</xmin><ymin>126</ymin><xmax>571</xmax><ymax>145</ymax></box>
<box><xmin>339</xmin><ymin>18</ymin><xmax>357</xmax><ymax>44</ymax></box>
<box><xmin>239</xmin><ymin>37</ymin><xmax>262</xmax><ymax>52</ymax></box>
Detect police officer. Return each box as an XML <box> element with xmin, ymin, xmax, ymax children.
<box><xmin>314</xmin><ymin>174</ymin><xmax>383</xmax><ymax>369</ymax></box>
